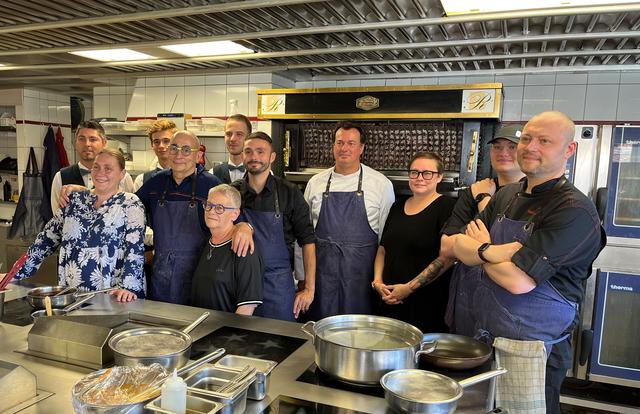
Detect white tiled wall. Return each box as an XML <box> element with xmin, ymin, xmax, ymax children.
<box><xmin>93</xmin><ymin>74</ymin><xmax>279</xmax><ymax>174</ymax></box>
<box><xmin>294</xmin><ymin>70</ymin><xmax>640</xmax><ymax>122</ymax></box>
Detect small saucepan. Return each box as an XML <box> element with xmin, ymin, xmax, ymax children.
<box><xmin>381</xmin><ymin>368</ymin><xmax>507</xmax><ymax>414</ymax></box>
<box><xmin>27</xmin><ymin>286</ymin><xmax>116</xmax><ymax>309</ymax></box>
<box><xmin>30</xmin><ymin>293</ymin><xmax>97</xmax><ymax>321</ymax></box>
<box><xmin>108</xmin><ymin>312</ymin><xmax>210</xmax><ymax>371</ymax></box>
<box><xmin>420</xmin><ymin>333</ymin><xmax>493</xmax><ymax>370</ymax></box>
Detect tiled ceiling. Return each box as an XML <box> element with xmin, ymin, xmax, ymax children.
<box><xmin>1</xmin><ymin>0</ymin><xmax>640</xmax><ymax>94</ymax></box>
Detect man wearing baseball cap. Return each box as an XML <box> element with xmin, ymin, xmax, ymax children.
<box><xmin>371</xmin><ymin>124</ymin><xmax>525</xmax><ymax>321</ymax></box>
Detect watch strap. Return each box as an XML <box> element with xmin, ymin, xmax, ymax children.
<box><xmin>477</xmin><ymin>243</ymin><xmax>491</xmax><ymax>263</ymax></box>
<box><xmin>475</xmin><ymin>192</ymin><xmax>491</xmax><ymax>204</ymax></box>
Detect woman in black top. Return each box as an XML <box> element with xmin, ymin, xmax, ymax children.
<box><xmin>372</xmin><ymin>152</ymin><xmax>456</xmax><ymax>333</ymax></box>
<box><xmin>191</xmin><ymin>184</ymin><xmax>263</xmax><ymax>314</ymax></box>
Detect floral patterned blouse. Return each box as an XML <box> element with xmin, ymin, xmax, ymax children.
<box><xmin>15</xmin><ymin>191</ymin><xmax>146</xmax><ymax>297</ymax></box>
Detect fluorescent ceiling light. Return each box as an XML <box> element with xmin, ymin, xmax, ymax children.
<box><xmin>161</xmin><ymin>41</ymin><xmax>254</xmax><ymax>57</ymax></box>
<box><xmin>69</xmin><ymin>49</ymin><xmax>156</xmax><ymax>62</ymax></box>
<box><xmin>440</xmin><ymin>0</ymin><xmax>640</xmax><ymax>15</ymax></box>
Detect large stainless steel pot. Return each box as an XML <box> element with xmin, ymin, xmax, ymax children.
<box><xmin>71</xmin><ymin>348</ymin><xmax>225</xmax><ymax>414</ymax></box>
<box><xmin>381</xmin><ymin>368</ymin><xmax>507</xmax><ymax>414</ymax></box>
<box><xmin>108</xmin><ymin>312</ymin><xmax>209</xmax><ymax>371</ymax></box>
<box><xmin>301</xmin><ymin>314</ymin><xmax>435</xmax><ymax>384</ymax></box>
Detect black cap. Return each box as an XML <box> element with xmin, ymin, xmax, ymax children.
<box><xmin>488</xmin><ymin>124</ymin><xmax>523</xmax><ymax>144</ymax></box>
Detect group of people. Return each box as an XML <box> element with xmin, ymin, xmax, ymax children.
<box><xmin>8</xmin><ymin>110</ymin><xmax>606</xmax><ymax>413</ymax></box>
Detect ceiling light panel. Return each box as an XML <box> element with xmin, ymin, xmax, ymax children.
<box><xmin>161</xmin><ymin>41</ymin><xmax>254</xmax><ymax>57</ymax></box>
<box><xmin>70</xmin><ymin>49</ymin><xmax>156</xmax><ymax>62</ymax></box>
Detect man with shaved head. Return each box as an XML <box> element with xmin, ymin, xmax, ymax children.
<box><xmin>449</xmin><ymin>111</ymin><xmax>605</xmax><ymax>413</ymax></box>
<box><xmin>136</xmin><ymin>130</ymin><xmax>222</xmax><ymax>304</ymax></box>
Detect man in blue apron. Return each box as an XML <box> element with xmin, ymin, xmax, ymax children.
<box><xmin>136</xmin><ymin>130</ymin><xmax>221</xmax><ymax>304</ymax></box>
<box><xmin>450</xmin><ymin>111</ymin><xmax>606</xmax><ymax>413</ymax></box>
<box><xmin>300</xmin><ymin>121</ymin><xmax>395</xmax><ymax>319</ymax></box>
<box><xmin>232</xmin><ymin>131</ymin><xmax>316</xmax><ymax>321</ymax></box>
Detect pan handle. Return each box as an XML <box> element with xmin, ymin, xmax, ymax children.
<box><xmin>458</xmin><ymin>367</ymin><xmax>507</xmax><ymax>389</ymax></box>
<box><xmin>63</xmin><ymin>293</ymin><xmax>95</xmax><ymax>312</ymax></box>
<box><xmin>177</xmin><ymin>347</ymin><xmax>226</xmax><ymax>377</ymax></box>
<box><xmin>300</xmin><ymin>321</ymin><xmax>316</xmax><ymax>343</ymax></box>
<box><xmin>182</xmin><ymin>311</ymin><xmax>210</xmax><ymax>334</ymax></box>
<box><xmin>414</xmin><ymin>340</ymin><xmax>437</xmax><ymax>363</ymax></box>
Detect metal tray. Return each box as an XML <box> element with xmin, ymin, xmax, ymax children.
<box><xmin>185</xmin><ymin>366</ymin><xmax>252</xmax><ymax>414</ymax></box>
<box><xmin>215</xmin><ymin>355</ymin><xmax>276</xmax><ymax>400</ymax></box>
<box><xmin>146</xmin><ymin>393</ymin><xmax>225</xmax><ymax>414</ymax></box>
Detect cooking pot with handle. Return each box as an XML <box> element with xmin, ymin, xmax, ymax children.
<box><xmin>301</xmin><ymin>314</ymin><xmax>436</xmax><ymax>384</ymax></box>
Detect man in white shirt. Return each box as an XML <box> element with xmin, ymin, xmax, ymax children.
<box><xmin>133</xmin><ymin>119</ymin><xmax>176</xmax><ymax>191</ymax></box>
<box><xmin>51</xmin><ymin>120</ymin><xmax>134</xmax><ymax>214</ymax></box>
<box><xmin>210</xmin><ymin>114</ymin><xmax>250</xmax><ymax>184</ymax></box>
<box><xmin>301</xmin><ymin>121</ymin><xmax>395</xmax><ymax>319</ymax></box>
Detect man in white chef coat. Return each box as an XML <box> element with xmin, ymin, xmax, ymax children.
<box><xmin>299</xmin><ymin>121</ymin><xmax>394</xmax><ymax>319</ymax></box>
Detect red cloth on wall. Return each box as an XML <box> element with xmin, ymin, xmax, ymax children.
<box><xmin>55</xmin><ymin>126</ymin><xmax>70</xmax><ymax>167</ymax></box>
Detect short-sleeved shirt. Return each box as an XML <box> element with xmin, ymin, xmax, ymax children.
<box><xmin>233</xmin><ymin>174</ymin><xmax>316</xmax><ymax>260</ymax></box>
<box><xmin>477</xmin><ymin>177</ymin><xmax>606</xmax><ymax>303</ymax></box>
<box><xmin>136</xmin><ymin>164</ymin><xmax>221</xmax><ymax>235</ymax></box>
<box><xmin>191</xmin><ymin>240</ymin><xmax>264</xmax><ymax>312</ymax></box>
<box><xmin>441</xmin><ymin>178</ymin><xmax>501</xmax><ymax>236</ymax></box>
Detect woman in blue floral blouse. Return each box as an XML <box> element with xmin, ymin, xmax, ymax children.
<box><xmin>14</xmin><ymin>148</ymin><xmax>146</xmax><ymax>301</ymax></box>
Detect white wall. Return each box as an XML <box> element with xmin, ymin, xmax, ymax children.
<box><xmin>93</xmin><ymin>73</ymin><xmax>294</xmax><ymax>170</ymax></box>
<box><xmin>295</xmin><ymin>71</ymin><xmax>640</xmax><ymax>123</ymax></box>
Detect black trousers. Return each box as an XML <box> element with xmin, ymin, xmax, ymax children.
<box><xmin>545</xmin><ymin>337</ymin><xmax>572</xmax><ymax>414</ymax></box>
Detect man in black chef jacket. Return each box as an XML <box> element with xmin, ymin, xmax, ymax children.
<box><xmin>450</xmin><ymin>111</ymin><xmax>606</xmax><ymax>413</ymax></box>
<box><xmin>232</xmin><ymin>131</ymin><xmax>316</xmax><ymax>321</ymax></box>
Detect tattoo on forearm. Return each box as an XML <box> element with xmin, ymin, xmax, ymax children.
<box><xmin>414</xmin><ymin>258</ymin><xmax>445</xmax><ymax>289</ymax></box>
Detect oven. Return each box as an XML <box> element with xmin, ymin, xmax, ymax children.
<box><xmin>572</xmin><ymin>125</ymin><xmax>640</xmax><ymax>390</ymax></box>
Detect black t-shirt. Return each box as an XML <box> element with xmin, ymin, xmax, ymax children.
<box><xmin>191</xmin><ymin>240</ymin><xmax>264</xmax><ymax>313</ymax></box>
<box><xmin>379</xmin><ymin>195</ymin><xmax>456</xmax><ymax>332</ymax></box>
<box><xmin>478</xmin><ymin>177</ymin><xmax>606</xmax><ymax>303</ymax></box>
<box><xmin>442</xmin><ymin>178</ymin><xmax>501</xmax><ymax>236</ymax></box>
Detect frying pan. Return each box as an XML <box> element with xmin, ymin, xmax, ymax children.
<box><xmin>109</xmin><ymin>311</ymin><xmax>210</xmax><ymax>371</ymax></box>
<box><xmin>381</xmin><ymin>367</ymin><xmax>507</xmax><ymax>414</ymax></box>
<box><xmin>420</xmin><ymin>333</ymin><xmax>492</xmax><ymax>370</ymax></box>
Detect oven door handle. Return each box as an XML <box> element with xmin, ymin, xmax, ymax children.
<box><xmin>579</xmin><ymin>329</ymin><xmax>594</xmax><ymax>365</ymax></box>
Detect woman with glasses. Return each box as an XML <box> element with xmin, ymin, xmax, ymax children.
<box><xmin>191</xmin><ymin>184</ymin><xmax>264</xmax><ymax>315</ymax></box>
<box><xmin>13</xmin><ymin>148</ymin><xmax>145</xmax><ymax>302</ymax></box>
<box><xmin>372</xmin><ymin>152</ymin><xmax>456</xmax><ymax>332</ymax></box>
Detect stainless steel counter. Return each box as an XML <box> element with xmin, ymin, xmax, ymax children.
<box><xmin>0</xmin><ymin>285</ymin><xmax>493</xmax><ymax>413</ymax></box>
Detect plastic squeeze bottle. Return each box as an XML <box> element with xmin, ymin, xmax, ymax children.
<box><xmin>161</xmin><ymin>368</ymin><xmax>187</xmax><ymax>414</ymax></box>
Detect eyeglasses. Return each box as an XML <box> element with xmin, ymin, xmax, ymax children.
<box><xmin>204</xmin><ymin>202</ymin><xmax>237</xmax><ymax>214</ymax></box>
<box><xmin>408</xmin><ymin>169</ymin><xmax>439</xmax><ymax>180</ymax></box>
<box><xmin>169</xmin><ymin>144</ymin><xmax>194</xmax><ymax>156</ymax></box>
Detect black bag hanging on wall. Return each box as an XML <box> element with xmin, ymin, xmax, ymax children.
<box><xmin>40</xmin><ymin>126</ymin><xmax>62</xmax><ymax>222</ymax></box>
<box><xmin>9</xmin><ymin>147</ymin><xmax>46</xmax><ymax>239</ymax></box>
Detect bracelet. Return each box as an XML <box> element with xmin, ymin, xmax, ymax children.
<box><xmin>477</xmin><ymin>243</ymin><xmax>491</xmax><ymax>263</ymax></box>
<box><xmin>245</xmin><ymin>222</ymin><xmax>254</xmax><ymax>233</ymax></box>
<box><xmin>371</xmin><ymin>281</ymin><xmax>379</xmax><ymax>290</ymax></box>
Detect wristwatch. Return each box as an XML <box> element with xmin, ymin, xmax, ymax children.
<box><xmin>475</xmin><ymin>193</ymin><xmax>491</xmax><ymax>204</ymax></box>
<box><xmin>477</xmin><ymin>243</ymin><xmax>491</xmax><ymax>263</ymax></box>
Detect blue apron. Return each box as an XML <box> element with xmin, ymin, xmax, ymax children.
<box><xmin>308</xmin><ymin>167</ymin><xmax>378</xmax><ymax>319</ymax></box>
<box><xmin>243</xmin><ymin>184</ymin><xmax>296</xmax><ymax>321</ymax></box>
<box><xmin>454</xmin><ymin>178</ymin><xmax>576</xmax><ymax>352</ymax></box>
<box><xmin>149</xmin><ymin>172</ymin><xmax>207</xmax><ymax>304</ymax></box>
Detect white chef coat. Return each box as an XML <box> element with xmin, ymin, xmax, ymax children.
<box><xmin>294</xmin><ymin>164</ymin><xmax>395</xmax><ymax>280</ymax></box>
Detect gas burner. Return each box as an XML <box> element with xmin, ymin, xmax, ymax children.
<box><xmin>261</xmin><ymin>395</ymin><xmax>370</xmax><ymax>414</ymax></box>
<box><xmin>191</xmin><ymin>326</ymin><xmax>306</xmax><ymax>363</ymax></box>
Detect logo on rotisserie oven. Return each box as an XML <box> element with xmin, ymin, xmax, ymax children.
<box><xmin>610</xmin><ymin>284</ymin><xmax>633</xmax><ymax>292</ymax></box>
<box><xmin>356</xmin><ymin>95</ymin><xmax>380</xmax><ymax>111</ymax></box>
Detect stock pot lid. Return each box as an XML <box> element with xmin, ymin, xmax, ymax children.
<box><xmin>381</xmin><ymin>369</ymin><xmax>462</xmax><ymax>403</ymax></box>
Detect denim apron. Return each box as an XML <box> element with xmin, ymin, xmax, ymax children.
<box><xmin>308</xmin><ymin>167</ymin><xmax>378</xmax><ymax>319</ymax></box>
<box><xmin>149</xmin><ymin>172</ymin><xmax>207</xmax><ymax>304</ymax></box>
<box><xmin>243</xmin><ymin>184</ymin><xmax>296</xmax><ymax>321</ymax></box>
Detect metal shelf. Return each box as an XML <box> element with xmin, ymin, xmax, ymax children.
<box><xmin>105</xmin><ymin>130</ymin><xmax>223</xmax><ymax>138</ymax></box>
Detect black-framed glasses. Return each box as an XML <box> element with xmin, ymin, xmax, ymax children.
<box><xmin>408</xmin><ymin>169</ymin><xmax>439</xmax><ymax>180</ymax></box>
<box><xmin>204</xmin><ymin>202</ymin><xmax>237</xmax><ymax>214</ymax></box>
<box><xmin>169</xmin><ymin>144</ymin><xmax>194</xmax><ymax>156</ymax></box>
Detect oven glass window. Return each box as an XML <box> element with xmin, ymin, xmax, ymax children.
<box><xmin>612</xmin><ymin>128</ymin><xmax>640</xmax><ymax>227</ymax></box>
<box><xmin>598</xmin><ymin>278</ymin><xmax>640</xmax><ymax>369</ymax></box>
